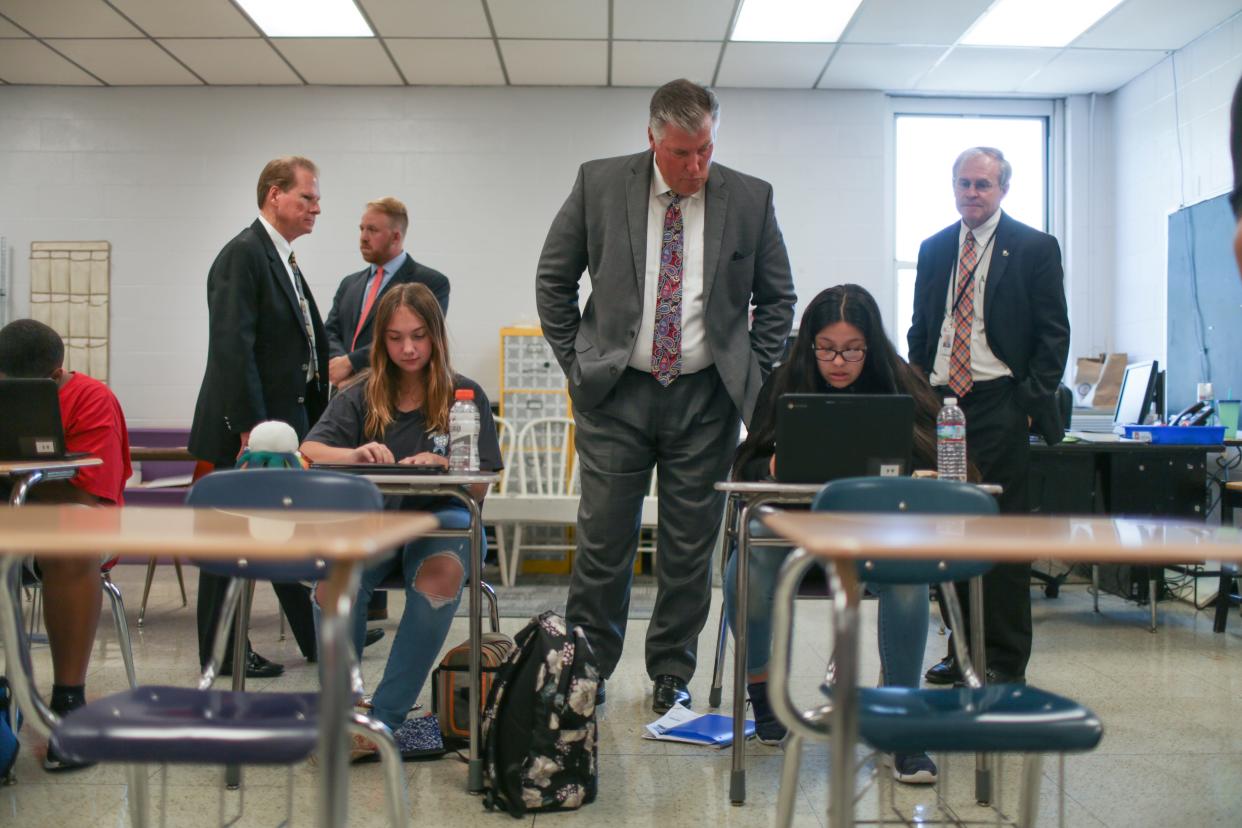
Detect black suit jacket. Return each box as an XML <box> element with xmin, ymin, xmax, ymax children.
<box><xmin>189</xmin><ymin>219</ymin><xmax>329</xmax><ymax>467</ymax></box>
<box><xmin>323</xmin><ymin>255</ymin><xmax>450</xmax><ymax>372</ymax></box>
<box><xmin>907</xmin><ymin>211</ymin><xmax>1070</xmax><ymax>443</ymax></box>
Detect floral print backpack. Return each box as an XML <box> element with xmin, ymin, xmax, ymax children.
<box><xmin>481</xmin><ymin>610</ymin><xmax>599</xmax><ymax>816</ymax></box>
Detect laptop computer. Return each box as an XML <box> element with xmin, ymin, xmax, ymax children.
<box><xmin>313</xmin><ymin>462</ymin><xmax>448</xmax><ymax>476</ymax></box>
<box><xmin>774</xmin><ymin>394</ymin><xmax>915</xmax><ymax>483</ymax></box>
<box><xmin>0</xmin><ymin>378</ymin><xmax>87</xmax><ymax>461</ymax></box>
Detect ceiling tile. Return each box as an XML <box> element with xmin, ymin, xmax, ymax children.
<box><xmin>500</xmin><ymin>40</ymin><xmax>606</xmax><ymax>85</ymax></box>
<box><xmin>613</xmin><ymin>0</ymin><xmax>735</xmax><ymax>40</ymax></box>
<box><xmin>51</xmin><ymin>38</ymin><xmax>201</xmax><ymax>84</ymax></box>
<box><xmin>916</xmin><ymin>46</ymin><xmax>1057</xmax><ymax>94</ymax></box>
<box><xmin>108</xmin><ymin>0</ymin><xmax>256</xmax><ymax>37</ymax></box>
<box><xmin>1019</xmin><ymin>48</ymin><xmax>1168</xmax><ymax>94</ymax></box>
<box><xmin>488</xmin><ymin>0</ymin><xmax>607</xmax><ymax>39</ymax></box>
<box><xmin>715</xmin><ymin>43</ymin><xmax>832</xmax><ymax>89</ymax></box>
<box><xmin>0</xmin><ymin>39</ymin><xmax>101</xmax><ymax>84</ymax></box>
<box><xmin>160</xmin><ymin>38</ymin><xmax>301</xmax><ymax>85</ymax></box>
<box><xmin>0</xmin><ymin>17</ymin><xmax>27</xmax><ymax>36</ymax></box>
<box><xmin>273</xmin><ymin>38</ymin><xmax>403</xmax><ymax>85</ymax></box>
<box><xmin>612</xmin><ymin>41</ymin><xmax>721</xmax><ymax>87</ymax></box>
<box><xmin>360</xmin><ymin>0</ymin><xmax>490</xmax><ymax>37</ymax></box>
<box><xmin>1073</xmin><ymin>0</ymin><xmax>1240</xmax><ymax>50</ymax></box>
<box><xmin>817</xmin><ymin>44</ymin><xmax>946</xmax><ymax>90</ymax></box>
<box><xmin>843</xmin><ymin>0</ymin><xmax>992</xmax><ymax>46</ymax></box>
<box><xmin>387</xmin><ymin>38</ymin><xmax>504</xmax><ymax>85</ymax></box>
<box><xmin>0</xmin><ymin>0</ymin><xmax>140</xmax><ymax>37</ymax></box>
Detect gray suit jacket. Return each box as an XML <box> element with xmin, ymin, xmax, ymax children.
<box><xmin>535</xmin><ymin>150</ymin><xmax>796</xmax><ymax>423</ymax></box>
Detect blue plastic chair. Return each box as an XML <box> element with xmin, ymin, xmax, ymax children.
<box><xmin>768</xmin><ymin>477</ymin><xmax>1102</xmax><ymax>827</ymax></box>
<box><xmin>1</xmin><ymin>469</ymin><xmax>408</xmax><ymax>828</ymax></box>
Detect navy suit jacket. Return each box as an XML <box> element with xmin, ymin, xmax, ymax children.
<box><xmin>907</xmin><ymin>211</ymin><xmax>1070</xmax><ymax>443</ymax></box>
<box><xmin>189</xmin><ymin>219</ymin><xmax>329</xmax><ymax>466</ymax></box>
<box><xmin>324</xmin><ymin>255</ymin><xmax>450</xmax><ymax>372</ymax></box>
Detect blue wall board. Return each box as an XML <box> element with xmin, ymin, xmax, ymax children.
<box><xmin>1166</xmin><ymin>192</ymin><xmax>1242</xmax><ymax>413</ymax></box>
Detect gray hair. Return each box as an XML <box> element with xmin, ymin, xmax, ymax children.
<box><xmin>952</xmin><ymin>147</ymin><xmax>1012</xmax><ymax>190</ymax></box>
<box><xmin>649</xmin><ymin>79</ymin><xmax>720</xmax><ymax>141</ymax></box>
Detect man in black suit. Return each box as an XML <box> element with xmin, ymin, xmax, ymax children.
<box><xmin>189</xmin><ymin>155</ymin><xmax>329</xmax><ymax>677</ymax></box>
<box><xmin>907</xmin><ymin>146</ymin><xmax>1070</xmax><ymax>685</ymax></box>
<box><xmin>324</xmin><ymin>197</ymin><xmax>450</xmax><ymax>389</ymax></box>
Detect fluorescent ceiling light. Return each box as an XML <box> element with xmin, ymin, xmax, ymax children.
<box><xmin>731</xmin><ymin>0</ymin><xmax>864</xmax><ymax>43</ymax></box>
<box><xmin>960</xmin><ymin>0</ymin><xmax>1125</xmax><ymax>48</ymax></box>
<box><xmin>236</xmin><ymin>0</ymin><xmax>373</xmax><ymax>38</ymax></box>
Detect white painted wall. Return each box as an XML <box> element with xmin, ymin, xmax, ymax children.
<box><xmin>1108</xmin><ymin>16</ymin><xmax>1242</xmax><ymax>365</ymax></box>
<box><xmin>0</xmin><ymin>85</ymin><xmax>887</xmax><ymax>426</ymax></box>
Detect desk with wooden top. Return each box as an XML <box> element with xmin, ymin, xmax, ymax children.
<box><xmin>760</xmin><ymin>510</ymin><xmax>1242</xmax><ymax>828</ymax></box>
<box><xmin>0</xmin><ymin>457</ymin><xmax>103</xmax><ymax>505</ymax></box>
<box><xmin>0</xmin><ymin>504</ymin><xmax>437</xmax><ymax>828</ymax></box>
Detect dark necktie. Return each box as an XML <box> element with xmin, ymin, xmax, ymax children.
<box><xmin>651</xmin><ymin>192</ymin><xmax>683</xmax><ymax>386</ymax></box>
<box><xmin>288</xmin><ymin>251</ymin><xmax>318</xmax><ymax>383</ymax></box>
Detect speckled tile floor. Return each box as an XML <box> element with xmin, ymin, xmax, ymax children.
<box><xmin>4</xmin><ymin>563</ymin><xmax>1242</xmax><ymax>826</ymax></box>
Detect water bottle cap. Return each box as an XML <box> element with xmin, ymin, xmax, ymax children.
<box><xmin>944</xmin><ymin>397</ymin><xmax>957</xmax><ymax>405</ymax></box>
<box><xmin>454</xmin><ymin>388</ymin><xmax>474</xmax><ymax>400</ymax></box>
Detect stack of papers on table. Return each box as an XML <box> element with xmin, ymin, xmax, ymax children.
<box><xmin>643</xmin><ymin>703</ymin><xmax>754</xmax><ymax>748</ymax></box>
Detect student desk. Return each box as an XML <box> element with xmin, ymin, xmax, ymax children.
<box><xmin>0</xmin><ymin>504</ymin><xmax>436</xmax><ymax>828</ymax></box>
<box><xmin>712</xmin><ymin>479</ymin><xmax>1002</xmax><ymax>805</ymax></box>
<box><xmin>350</xmin><ymin>470</ymin><xmax>499</xmax><ymax>793</ymax></box>
<box><xmin>760</xmin><ymin>510</ymin><xmax>1242</xmax><ymax>828</ymax></box>
<box><xmin>0</xmin><ymin>457</ymin><xmax>103</xmax><ymax>505</ymax></box>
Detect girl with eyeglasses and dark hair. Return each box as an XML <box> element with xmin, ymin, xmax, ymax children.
<box><xmin>725</xmin><ymin>283</ymin><xmax>947</xmax><ymax>784</ymax></box>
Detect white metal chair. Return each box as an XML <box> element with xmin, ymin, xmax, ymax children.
<box><xmin>485</xmin><ymin>416</ymin><xmax>519</xmax><ymax>584</ymax></box>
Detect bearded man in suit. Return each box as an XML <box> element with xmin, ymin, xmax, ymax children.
<box><xmin>536</xmin><ymin>78</ymin><xmax>796</xmax><ymax>713</ymax></box>
<box><xmin>907</xmin><ymin>146</ymin><xmax>1070</xmax><ymax>686</ymax></box>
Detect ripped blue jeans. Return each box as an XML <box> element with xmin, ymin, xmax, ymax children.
<box><xmin>352</xmin><ymin>506</ymin><xmax>474</xmax><ymax>731</ymax></box>
<box><xmin>724</xmin><ymin>533</ymin><xmax>929</xmax><ymax>688</ymax></box>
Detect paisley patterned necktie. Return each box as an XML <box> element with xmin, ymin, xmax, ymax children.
<box><xmin>651</xmin><ymin>193</ymin><xmax>683</xmax><ymax>386</ymax></box>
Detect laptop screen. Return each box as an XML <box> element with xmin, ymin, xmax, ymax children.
<box><xmin>774</xmin><ymin>394</ymin><xmax>915</xmax><ymax>484</ymax></box>
<box><xmin>0</xmin><ymin>378</ymin><xmax>70</xmax><ymax>460</ymax></box>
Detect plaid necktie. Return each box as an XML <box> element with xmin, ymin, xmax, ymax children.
<box><xmin>948</xmin><ymin>231</ymin><xmax>977</xmax><ymax>397</ymax></box>
<box><xmin>351</xmin><ymin>265</ymin><xmax>383</xmax><ymax>351</ymax></box>
<box><xmin>288</xmin><ymin>251</ymin><xmax>318</xmax><ymax>383</ymax></box>
<box><xmin>651</xmin><ymin>193</ymin><xmax>683</xmax><ymax>386</ymax></box>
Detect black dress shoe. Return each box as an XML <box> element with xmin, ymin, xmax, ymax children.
<box><xmin>218</xmin><ymin>651</ymin><xmax>285</xmax><ymax>679</ymax></box>
<box><xmin>594</xmin><ymin>678</ymin><xmax>606</xmax><ymax>707</ymax></box>
<box><xmin>984</xmin><ymin>668</ymin><xmax>1026</xmax><ymax>685</ymax></box>
<box><xmin>924</xmin><ymin>655</ymin><xmax>961</xmax><ymax>686</ymax></box>
<box><xmin>652</xmin><ymin>675</ymin><xmax>691</xmax><ymax>714</ymax></box>
<box><xmin>364</xmin><ymin>628</ymin><xmax>385</xmax><ymax>648</ymax></box>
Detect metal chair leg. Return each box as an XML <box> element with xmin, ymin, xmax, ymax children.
<box><xmin>101</xmin><ymin>573</ymin><xmax>137</xmax><ymax>688</ymax></box>
<box><xmin>172</xmin><ymin>559</ymin><xmax>187</xmax><ymax>607</ymax></box>
<box><xmin>709</xmin><ymin>599</ymin><xmax>728</xmax><ymax>708</ymax></box>
<box><xmin>775</xmin><ymin>734</ymin><xmax>802</xmax><ymax>827</ymax></box>
<box><xmin>138</xmin><ymin>559</ymin><xmax>158</xmax><ymax>627</ymax></box>
<box><xmin>481</xmin><ymin>580</ymin><xmax>500</xmax><ymax>634</ymax></box>
<box><xmin>349</xmin><ymin>713</ymin><xmax>410</xmax><ymax>828</ymax></box>
<box><xmin>1018</xmin><ymin>753</ymin><xmax>1044</xmax><ymax>828</ymax></box>
<box><xmin>126</xmin><ymin>764</ymin><xmax>151</xmax><ymax>828</ymax></box>
<box><xmin>494</xmin><ymin>525</ymin><xmax>510</xmax><ymax>586</ymax></box>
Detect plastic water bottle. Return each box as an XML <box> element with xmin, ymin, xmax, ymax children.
<box><xmin>936</xmin><ymin>397</ymin><xmax>968</xmax><ymax>482</ymax></box>
<box><xmin>448</xmin><ymin>388</ymin><xmax>480</xmax><ymax>472</ymax></box>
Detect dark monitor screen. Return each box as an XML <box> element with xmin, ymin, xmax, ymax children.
<box><xmin>1113</xmin><ymin>360</ymin><xmax>1159</xmax><ymax>430</ymax></box>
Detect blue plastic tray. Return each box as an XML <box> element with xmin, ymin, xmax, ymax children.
<box><xmin>1122</xmin><ymin>425</ymin><xmax>1226</xmax><ymax>445</ymax></box>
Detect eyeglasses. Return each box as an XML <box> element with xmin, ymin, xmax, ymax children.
<box><xmin>812</xmin><ymin>345</ymin><xmax>866</xmax><ymax>363</ymax></box>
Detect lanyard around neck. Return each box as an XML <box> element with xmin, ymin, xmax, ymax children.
<box><xmin>951</xmin><ymin>231</ymin><xmax>996</xmax><ymax>314</ymax></box>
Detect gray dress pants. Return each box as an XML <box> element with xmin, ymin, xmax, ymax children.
<box><xmin>566</xmin><ymin>367</ymin><xmax>739</xmax><ymax>681</ymax></box>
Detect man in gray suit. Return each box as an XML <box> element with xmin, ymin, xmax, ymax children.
<box><xmin>536</xmin><ymin>79</ymin><xmax>796</xmax><ymax>712</ymax></box>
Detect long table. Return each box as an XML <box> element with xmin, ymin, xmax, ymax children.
<box><xmin>0</xmin><ymin>504</ymin><xmax>437</xmax><ymax>828</ymax></box>
<box><xmin>760</xmin><ymin>510</ymin><xmax>1242</xmax><ymax>828</ymax></box>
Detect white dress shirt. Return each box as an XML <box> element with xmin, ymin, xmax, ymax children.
<box><xmin>930</xmin><ymin>209</ymin><xmax>1013</xmax><ymax>387</ymax></box>
<box><xmin>628</xmin><ymin>160</ymin><xmax>711</xmax><ymax>375</ymax></box>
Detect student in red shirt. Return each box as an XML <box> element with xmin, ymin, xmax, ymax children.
<box><xmin>0</xmin><ymin>319</ymin><xmax>131</xmax><ymax>771</ymax></box>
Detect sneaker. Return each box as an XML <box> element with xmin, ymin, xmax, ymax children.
<box><xmin>42</xmin><ymin>742</ymin><xmax>94</xmax><ymax>772</ymax></box>
<box><xmin>747</xmin><ymin>681</ymin><xmax>787</xmax><ymax>745</ymax></box>
<box><xmin>892</xmin><ymin>752</ymin><xmax>937</xmax><ymax>784</ymax></box>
